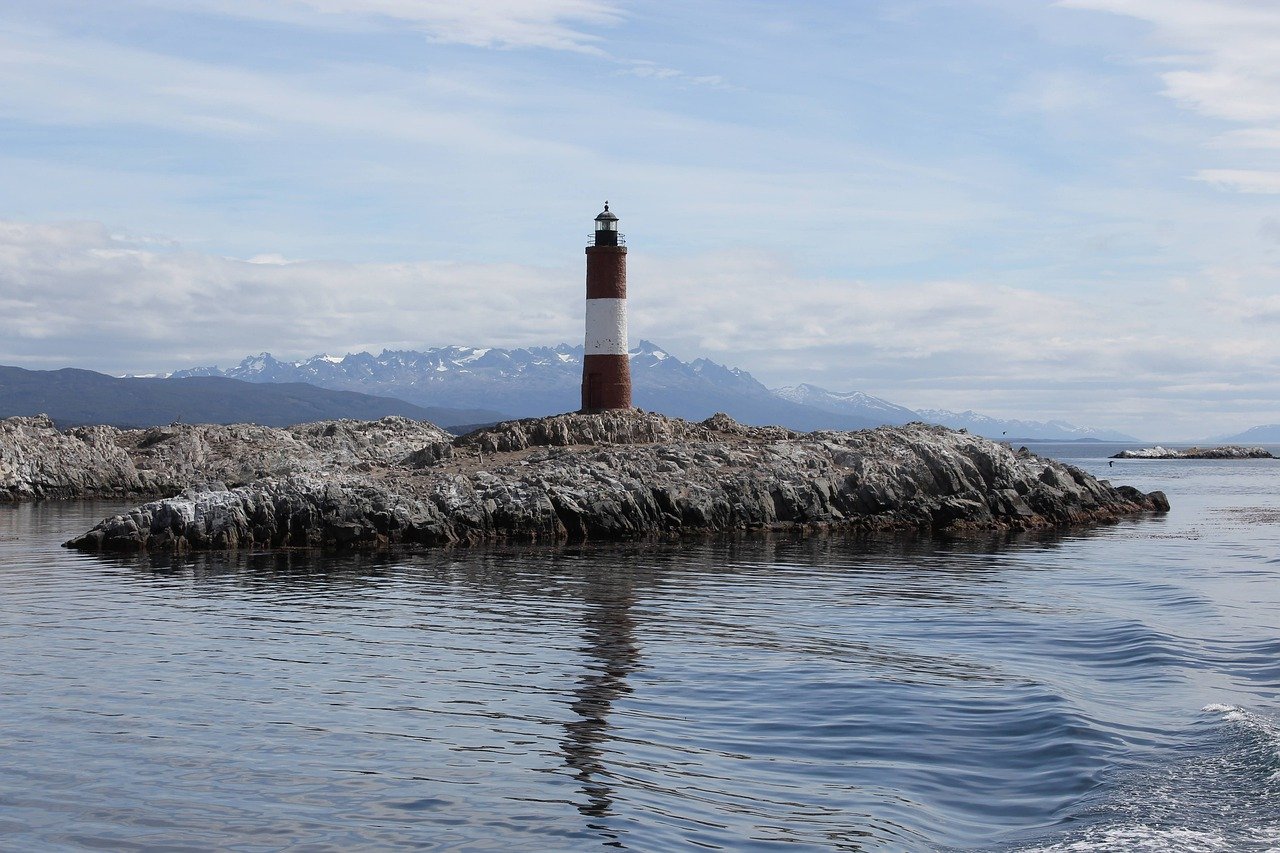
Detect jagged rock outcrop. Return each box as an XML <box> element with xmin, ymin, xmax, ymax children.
<box><xmin>0</xmin><ymin>415</ymin><xmax>453</xmax><ymax>500</ymax></box>
<box><xmin>41</xmin><ymin>410</ymin><xmax>1169</xmax><ymax>554</ymax></box>
<box><xmin>0</xmin><ymin>416</ymin><xmax>142</xmax><ymax>500</ymax></box>
<box><xmin>1111</xmin><ymin>445</ymin><xmax>1274</xmax><ymax>460</ymax></box>
<box><xmin>455</xmin><ymin>409</ymin><xmax>798</xmax><ymax>453</ymax></box>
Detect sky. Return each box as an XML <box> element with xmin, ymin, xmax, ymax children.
<box><xmin>1</xmin><ymin>0</ymin><xmax>1278</xmax><ymax>439</ymax></box>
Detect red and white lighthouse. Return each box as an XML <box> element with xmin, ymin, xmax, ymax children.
<box><xmin>581</xmin><ymin>202</ymin><xmax>632</xmax><ymax>411</ymax></box>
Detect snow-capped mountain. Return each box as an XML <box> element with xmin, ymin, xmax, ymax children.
<box><xmin>772</xmin><ymin>385</ymin><xmax>1135</xmax><ymax>440</ymax></box>
<box><xmin>172</xmin><ymin>341</ymin><xmax>889</xmax><ymax>431</ymax></box>
<box><xmin>172</xmin><ymin>345</ymin><xmax>1137</xmax><ymax>439</ymax></box>
<box><xmin>772</xmin><ymin>384</ymin><xmax>918</xmax><ymax>424</ymax></box>
<box><xmin>176</xmin><ymin>344</ymin><xmax>583</xmax><ymax>417</ymax></box>
<box><xmin>1210</xmin><ymin>424</ymin><xmax>1280</xmax><ymax>444</ymax></box>
<box><xmin>913</xmin><ymin>409</ymin><xmax>1137</xmax><ymax>442</ymax></box>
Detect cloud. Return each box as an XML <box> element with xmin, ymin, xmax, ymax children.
<box><xmin>6</xmin><ymin>3</ymin><xmax>1280</xmax><ymax>437</ymax></box>
<box><xmin>1212</xmin><ymin>128</ymin><xmax>1280</xmax><ymax>149</ymax></box>
<box><xmin>1194</xmin><ymin>169</ymin><xmax>1280</xmax><ymax>194</ymax></box>
<box><xmin>0</xmin><ymin>21</ymin><xmax>1013</xmax><ymax>273</ymax></box>
<box><xmin>0</xmin><ymin>25</ymin><xmax>577</xmax><ymax>158</ymax></box>
<box><xmin>128</xmin><ymin>1</ymin><xmax>727</xmax><ymax>97</ymax></box>
<box><xmin>4</xmin><ymin>218</ymin><xmax>1280</xmax><ymax>437</ymax></box>
<box><xmin>627</xmin><ymin>248</ymin><xmax>1280</xmax><ymax>436</ymax></box>
<box><xmin>1059</xmin><ymin>0</ymin><xmax>1280</xmax><ymax>189</ymax></box>
<box><xmin>0</xmin><ymin>219</ymin><xmax>580</xmax><ymax>369</ymax></box>
<box><xmin>622</xmin><ymin>61</ymin><xmax>727</xmax><ymax>89</ymax></box>
<box><xmin>148</xmin><ymin>0</ymin><xmax>625</xmax><ymax>53</ymax></box>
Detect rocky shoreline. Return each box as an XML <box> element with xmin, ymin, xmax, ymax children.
<box><xmin>1</xmin><ymin>411</ymin><xmax>1169</xmax><ymax>553</ymax></box>
<box><xmin>1111</xmin><ymin>445</ymin><xmax>1274</xmax><ymax>460</ymax></box>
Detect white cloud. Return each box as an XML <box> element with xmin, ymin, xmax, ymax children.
<box><xmin>1059</xmin><ymin>0</ymin><xmax>1280</xmax><ymax>190</ymax></box>
<box><xmin>1194</xmin><ymin>169</ymin><xmax>1280</xmax><ymax>194</ymax></box>
<box><xmin>0</xmin><ymin>26</ymin><xmax>579</xmax><ymax>159</ymax></box>
<box><xmin>627</xmin><ymin>248</ymin><xmax>1280</xmax><ymax>436</ymax></box>
<box><xmin>623</xmin><ymin>60</ymin><xmax>726</xmax><ymax>88</ymax></box>
<box><xmin>1212</xmin><ymin>128</ymin><xmax>1280</xmax><ymax>149</ymax></box>
<box><xmin>4</xmin><ymin>218</ymin><xmax>1280</xmax><ymax>437</ymax></box>
<box><xmin>0</xmin><ymin>219</ymin><xmax>579</xmax><ymax>368</ymax></box>
<box><xmin>147</xmin><ymin>0</ymin><xmax>625</xmax><ymax>53</ymax></box>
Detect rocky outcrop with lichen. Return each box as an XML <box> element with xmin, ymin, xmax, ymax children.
<box><xmin>42</xmin><ymin>409</ymin><xmax>1169</xmax><ymax>554</ymax></box>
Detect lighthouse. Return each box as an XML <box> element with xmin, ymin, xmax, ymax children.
<box><xmin>581</xmin><ymin>202</ymin><xmax>632</xmax><ymax>411</ymax></box>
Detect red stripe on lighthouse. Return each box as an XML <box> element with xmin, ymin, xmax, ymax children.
<box><xmin>585</xmin><ymin>248</ymin><xmax>626</xmax><ymax>300</ymax></box>
<box><xmin>581</xmin><ymin>353</ymin><xmax>631</xmax><ymax>411</ymax></box>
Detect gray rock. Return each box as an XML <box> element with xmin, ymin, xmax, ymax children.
<box><xmin>1111</xmin><ymin>445</ymin><xmax>1274</xmax><ymax>460</ymax></box>
<box><xmin>1</xmin><ymin>414</ymin><xmax>453</xmax><ymax>500</ymax></box>
<box><xmin>0</xmin><ymin>415</ymin><xmax>141</xmax><ymax>499</ymax></box>
<box><xmin>36</xmin><ymin>411</ymin><xmax>1171</xmax><ymax>554</ymax></box>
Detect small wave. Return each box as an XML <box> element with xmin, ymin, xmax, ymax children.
<box><xmin>1198</xmin><ymin>638</ymin><xmax>1280</xmax><ymax>684</ymax></box>
<box><xmin>1204</xmin><ymin>702</ymin><xmax>1248</xmax><ymax>721</ymax></box>
<box><xmin>1202</xmin><ymin>703</ymin><xmax>1280</xmax><ymax>780</ymax></box>
<box><xmin>1008</xmin><ymin>705</ymin><xmax>1280</xmax><ymax>852</ymax></box>
<box><xmin>1029</xmin><ymin>618</ymin><xmax>1188</xmax><ymax>681</ymax></box>
<box><xmin>1203</xmin><ymin>703</ymin><xmax>1280</xmax><ymax>744</ymax></box>
<box><xmin>1016</xmin><ymin>824</ymin><xmax>1277</xmax><ymax>853</ymax></box>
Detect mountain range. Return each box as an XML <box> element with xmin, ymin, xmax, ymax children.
<box><xmin>0</xmin><ymin>366</ymin><xmax>499</xmax><ymax>429</ymax></box>
<box><xmin>173</xmin><ymin>341</ymin><xmax>881</xmax><ymax>432</ymax></box>
<box><xmin>772</xmin><ymin>382</ymin><xmax>1138</xmax><ymax>441</ymax></box>
<box><xmin>1211</xmin><ymin>424</ymin><xmax>1280</xmax><ymax>444</ymax></box>
<box><xmin>170</xmin><ymin>342</ymin><xmax>1139</xmax><ymax>440</ymax></box>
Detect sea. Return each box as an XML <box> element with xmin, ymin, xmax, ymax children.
<box><xmin>1</xmin><ymin>442</ymin><xmax>1278</xmax><ymax>852</ymax></box>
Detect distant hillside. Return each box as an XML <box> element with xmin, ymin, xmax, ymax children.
<box><xmin>772</xmin><ymin>383</ymin><xmax>918</xmax><ymax>424</ymax></box>
<box><xmin>0</xmin><ymin>366</ymin><xmax>502</xmax><ymax>428</ymax></box>
<box><xmin>172</xmin><ymin>341</ymin><xmax>891</xmax><ymax>431</ymax></box>
<box><xmin>1213</xmin><ymin>424</ymin><xmax>1280</xmax><ymax>444</ymax></box>
<box><xmin>911</xmin><ymin>409</ymin><xmax>1138</xmax><ymax>442</ymax></box>
<box><xmin>769</xmin><ymin>384</ymin><xmax>1137</xmax><ymax>441</ymax></box>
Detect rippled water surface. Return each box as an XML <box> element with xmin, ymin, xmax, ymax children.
<box><xmin>3</xmin><ymin>446</ymin><xmax>1279</xmax><ymax>851</ymax></box>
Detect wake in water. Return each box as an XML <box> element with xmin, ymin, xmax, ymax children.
<box><xmin>1009</xmin><ymin>704</ymin><xmax>1280</xmax><ymax>853</ymax></box>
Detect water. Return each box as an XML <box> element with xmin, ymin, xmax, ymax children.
<box><xmin>2</xmin><ymin>443</ymin><xmax>1279</xmax><ymax>851</ymax></box>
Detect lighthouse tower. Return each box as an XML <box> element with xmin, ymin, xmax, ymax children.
<box><xmin>581</xmin><ymin>202</ymin><xmax>632</xmax><ymax>411</ymax></box>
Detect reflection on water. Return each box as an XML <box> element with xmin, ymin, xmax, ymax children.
<box><xmin>564</xmin><ymin>563</ymin><xmax>640</xmax><ymax>827</ymax></box>
<box><xmin>2</xmin><ymin>456</ymin><xmax>1280</xmax><ymax>851</ymax></box>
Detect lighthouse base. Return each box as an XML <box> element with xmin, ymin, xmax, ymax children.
<box><xmin>580</xmin><ymin>354</ymin><xmax>632</xmax><ymax>411</ymax></box>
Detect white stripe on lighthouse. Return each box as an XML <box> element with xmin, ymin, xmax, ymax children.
<box><xmin>584</xmin><ymin>298</ymin><xmax>628</xmax><ymax>356</ymax></box>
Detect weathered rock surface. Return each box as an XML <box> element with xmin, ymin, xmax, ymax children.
<box><xmin>456</xmin><ymin>409</ymin><xmax>798</xmax><ymax>453</ymax></box>
<box><xmin>1111</xmin><ymin>445</ymin><xmax>1274</xmax><ymax>460</ymax></box>
<box><xmin>29</xmin><ymin>409</ymin><xmax>1170</xmax><ymax>554</ymax></box>
<box><xmin>1</xmin><ymin>415</ymin><xmax>142</xmax><ymax>501</ymax></box>
<box><xmin>1</xmin><ymin>415</ymin><xmax>453</xmax><ymax>500</ymax></box>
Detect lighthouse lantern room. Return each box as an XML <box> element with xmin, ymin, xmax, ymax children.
<box><xmin>581</xmin><ymin>202</ymin><xmax>632</xmax><ymax>411</ymax></box>
<box><xmin>593</xmin><ymin>205</ymin><xmax>619</xmax><ymax>245</ymax></box>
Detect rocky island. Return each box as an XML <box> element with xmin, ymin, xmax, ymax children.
<box><xmin>0</xmin><ymin>411</ymin><xmax>1168</xmax><ymax>553</ymax></box>
<box><xmin>1111</xmin><ymin>445</ymin><xmax>1274</xmax><ymax>460</ymax></box>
